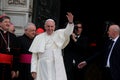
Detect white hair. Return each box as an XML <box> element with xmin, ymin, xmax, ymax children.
<box><xmin>24</xmin><ymin>22</ymin><xmax>36</xmax><ymax>29</ymax></box>
<box><xmin>45</xmin><ymin>19</ymin><xmax>55</xmax><ymax>25</ymax></box>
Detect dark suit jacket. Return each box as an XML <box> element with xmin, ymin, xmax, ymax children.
<box><xmin>86</xmin><ymin>36</ymin><xmax>120</xmax><ymax>80</ymax></box>
<box><xmin>64</xmin><ymin>34</ymin><xmax>89</xmax><ymax>66</ymax></box>
<box><xmin>63</xmin><ymin>34</ymin><xmax>89</xmax><ymax>80</ymax></box>
<box><xmin>107</xmin><ymin>37</ymin><xmax>120</xmax><ymax>80</ymax></box>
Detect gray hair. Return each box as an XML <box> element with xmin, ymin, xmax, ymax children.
<box><xmin>24</xmin><ymin>22</ymin><xmax>36</xmax><ymax>29</ymax></box>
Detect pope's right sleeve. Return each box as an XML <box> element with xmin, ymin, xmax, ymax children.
<box><xmin>31</xmin><ymin>53</ymin><xmax>38</xmax><ymax>73</ymax></box>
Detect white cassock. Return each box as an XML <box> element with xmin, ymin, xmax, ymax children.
<box><xmin>29</xmin><ymin>23</ymin><xmax>74</xmax><ymax>80</ymax></box>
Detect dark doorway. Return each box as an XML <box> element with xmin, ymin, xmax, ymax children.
<box><xmin>32</xmin><ymin>0</ymin><xmax>60</xmax><ymax>29</ymax></box>
<box><xmin>59</xmin><ymin>0</ymin><xmax>120</xmax><ymax>43</ymax></box>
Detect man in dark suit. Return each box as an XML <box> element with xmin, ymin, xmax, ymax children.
<box><xmin>63</xmin><ymin>21</ymin><xmax>89</xmax><ymax>80</ymax></box>
<box><xmin>78</xmin><ymin>24</ymin><xmax>120</xmax><ymax>80</ymax></box>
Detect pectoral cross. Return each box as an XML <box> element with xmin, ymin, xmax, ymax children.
<box><xmin>7</xmin><ymin>47</ymin><xmax>10</xmax><ymax>52</ymax></box>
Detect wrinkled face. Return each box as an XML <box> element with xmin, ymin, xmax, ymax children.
<box><xmin>25</xmin><ymin>25</ymin><xmax>36</xmax><ymax>39</ymax></box>
<box><xmin>0</xmin><ymin>19</ymin><xmax>10</xmax><ymax>31</ymax></box>
<box><xmin>44</xmin><ymin>21</ymin><xmax>55</xmax><ymax>35</ymax></box>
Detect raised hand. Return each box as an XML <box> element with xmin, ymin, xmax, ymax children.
<box><xmin>66</xmin><ymin>12</ymin><xmax>74</xmax><ymax>23</ymax></box>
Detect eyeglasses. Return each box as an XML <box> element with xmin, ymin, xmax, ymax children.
<box><xmin>77</xmin><ymin>27</ymin><xmax>82</xmax><ymax>28</ymax></box>
<box><xmin>75</xmin><ymin>26</ymin><xmax>82</xmax><ymax>28</ymax></box>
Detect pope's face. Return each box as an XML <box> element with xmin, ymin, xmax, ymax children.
<box><xmin>44</xmin><ymin>21</ymin><xmax>55</xmax><ymax>35</ymax></box>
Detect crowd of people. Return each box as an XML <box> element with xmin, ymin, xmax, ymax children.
<box><xmin>0</xmin><ymin>12</ymin><xmax>120</xmax><ymax>80</ymax></box>
<box><xmin>0</xmin><ymin>14</ymin><xmax>44</xmax><ymax>80</ymax></box>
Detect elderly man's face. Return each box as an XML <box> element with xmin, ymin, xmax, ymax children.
<box><xmin>25</xmin><ymin>25</ymin><xmax>36</xmax><ymax>39</ymax></box>
<box><xmin>44</xmin><ymin>21</ymin><xmax>55</xmax><ymax>35</ymax></box>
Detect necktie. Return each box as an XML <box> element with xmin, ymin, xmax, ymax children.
<box><xmin>106</xmin><ymin>40</ymin><xmax>114</xmax><ymax>67</ymax></box>
<box><xmin>75</xmin><ymin>34</ymin><xmax>79</xmax><ymax>39</ymax></box>
<box><xmin>107</xmin><ymin>40</ymin><xmax>114</xmax><ymax>53</ymax></box>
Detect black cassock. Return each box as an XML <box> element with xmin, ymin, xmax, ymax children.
<box><xmin>0</xmin><ymin>29</ymin><xmax>19</xmax><ymax>80</ymax></box>
<box><xmin>17</xmin><ymin>34</ymin><xmax>34</xmax><ymax>80</ymax></box>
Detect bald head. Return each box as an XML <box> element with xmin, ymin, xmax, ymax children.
<box><xmin>108</xmin><ymin>24</ymin><xmax>120</xmax><ymax>39</ymax></box>
<box><xmin>109</xmin><ymin>25</ymin><xmax>120</xmax><ymax>32</ymax></box>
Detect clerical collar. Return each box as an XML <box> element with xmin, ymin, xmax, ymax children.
<box><xmin>110</xmin><ymin>36</ymin><xmax>119</xmax><ymax>42</ymax></box>
<box><xmin>77</xmin><ymin>35</ymin><xmax>80</xmax><ymax>38</ymax></box>
<box><xmin>0</xmin><ymin>28</ymin><xmax>7</xmax><ymax>33</ymax></box>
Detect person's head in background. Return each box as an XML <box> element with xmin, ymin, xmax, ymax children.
<box><xmin>74</xmin><ymin>21</ymin><xmax>83</xmax><ymax>35</ymax></box>
<box><xmin>44</xmin><ymin>19</ymin><xmax>55</xmax><ymax>35</ymax></box>
<box><xmin>8</xmin><ymin>23</ymin><xmax>15</xmax><ymax>34</ymax></box>
<box><xmin>36</xmin><ymin>27</ymin><xmax>44</xmax><ymax>35</ymax></box>
<box><xmin>24</xmin><ymin>23</ymin><xmax>36</xmax><ymax>39</ymax></box>
<box><xmin>107</xmin><ymin>24</ymin><xmax>120</xmax><ymax>39</ymax></box>
<box><xmin>0</xmin><ymin>15</ymin><xmax>10</xmax><ymax>31</ymax></box>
